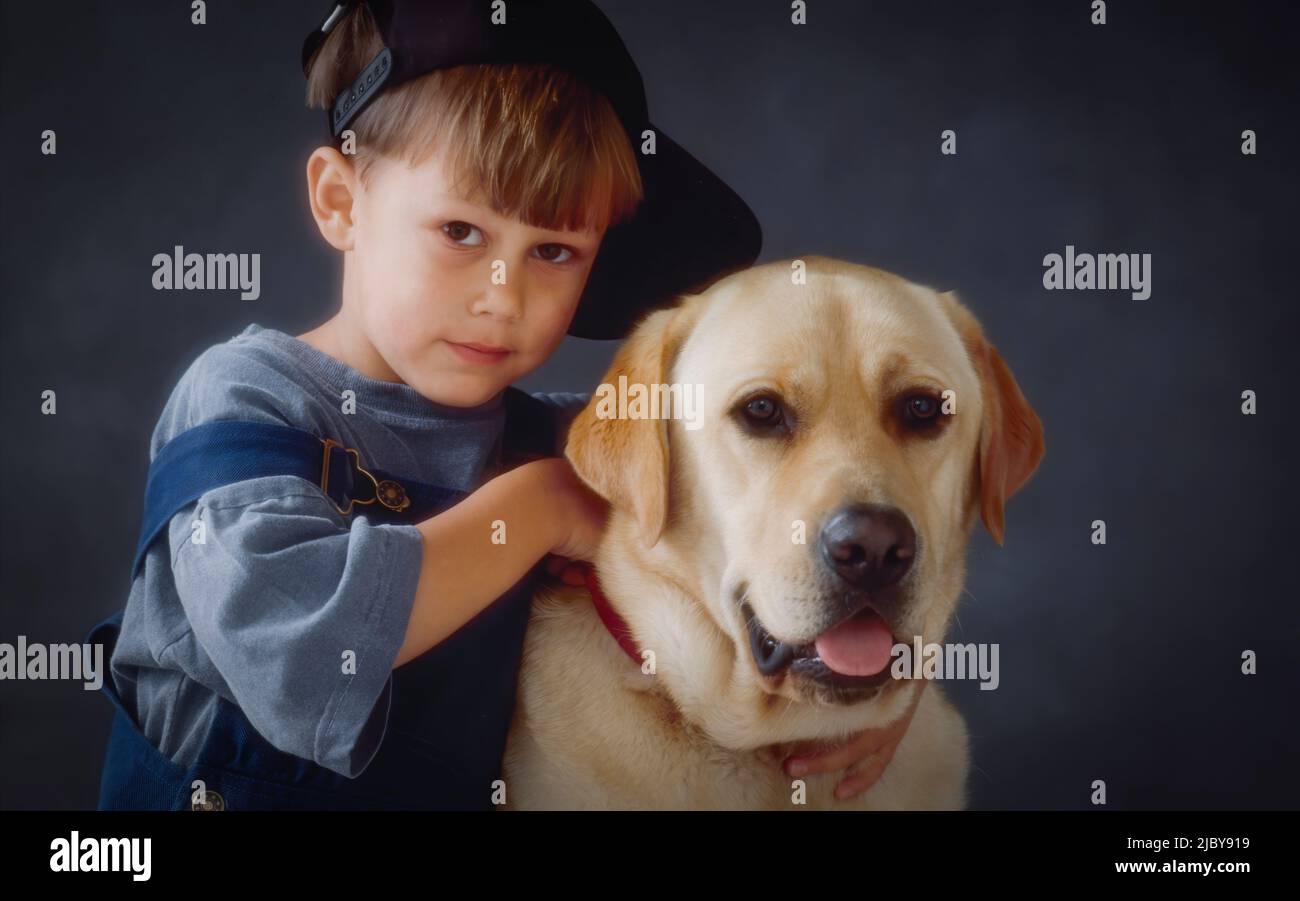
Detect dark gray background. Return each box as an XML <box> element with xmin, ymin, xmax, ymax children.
<box><xmin>2</xmin><ymin>0</ymin><xmax>1297</xmax><ymax>810</ymax></box>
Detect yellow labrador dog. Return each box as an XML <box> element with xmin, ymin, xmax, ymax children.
<box><xmin>502</xmin><ymin>257</ymin><xmax>1045</xmax><ymax>809</ymax></box>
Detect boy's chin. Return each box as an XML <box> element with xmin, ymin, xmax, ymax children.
<box><xmin>409</xmin><ymin>371</ymin><xmax>512</xmax><ymax>410</ymax></box>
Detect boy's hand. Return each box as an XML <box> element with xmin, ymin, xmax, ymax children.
<box><xmin>777</xmin><ymin>681</ymin><xmax>927</xmax><ymax>801</ymax></box>
<box><xmin>530</xmin><ymin>457</ymin><xmax>609</xmax><ymax>563</ymax></box>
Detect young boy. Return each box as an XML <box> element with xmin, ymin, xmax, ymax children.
<box><xmin>89</xmin><ymin>0</ymin><xmax>912</xmax><ymax>810</ymax></box>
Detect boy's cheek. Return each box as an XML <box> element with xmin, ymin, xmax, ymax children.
<box><xmin>521</xmin><ymin>307</ymin><xmax>575</xmax><ymax>364</ymax></box>
<box><xmin>367</xmin><ymin>298</ymin><xmax>440</xmax><ymax>364</ymax></box>
<box><xmin>539</xmin><ymin>319</ymin><xmax>573</xmax><ymax>360</ymax></box>
<box><xmin>358</xmin><ymin>231</ymin><xmax>442</xmax><ymax>301</ymax></box>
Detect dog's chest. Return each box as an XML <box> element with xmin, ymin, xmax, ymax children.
<box><xmin>502</xmin><ymin>584</ymin><xmax>868</xmax><ymax>809</ymax></box>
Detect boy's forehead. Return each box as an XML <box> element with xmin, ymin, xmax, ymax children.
<box><xmin>388</xmin><ymin>155</ymin><xmax>604</xmax><ymax>237</ymax></box>
<box><xmin>392</xmin><ymin>147</ymin><xmax>484</xmax><ymax>202</ymax></box>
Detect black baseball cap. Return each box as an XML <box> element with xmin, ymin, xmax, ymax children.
<box><xmin>302</xmin><ymin>0</ymin><xmax>762</xmax><ymax>340</ymax></box>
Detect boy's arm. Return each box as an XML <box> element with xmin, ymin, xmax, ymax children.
<box><xmin>167</xmin><ymin>458</ymin><xmax>601</xmax><ymax>780</ymax></box>
<box><xmin>391</xmin><ymin>390</ymin><xmax>602</xmax><ymax>664</ymax></box>
<box><xmin>170</xmin><ymin>476</ymin><xmax>424</xmax><ymax>779</ymax></box>
<box><xmin>150</xmin><ymin>346</ymin><xmax>606</xmax><ymax>778</ymax></box>
<box><xmin>395</xmin><ymin>456</ymin><xmax>602</xmax><ymax>667</ymax></box>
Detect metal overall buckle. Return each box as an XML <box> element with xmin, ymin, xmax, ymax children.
<box><xmin>319</xmin><ymin>438</ymin><xmax>411</xmax><ymax>516</ymax></box>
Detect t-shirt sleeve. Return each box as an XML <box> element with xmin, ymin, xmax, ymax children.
<box><xmin>166</xmin><ymin>477</ymin><xmax>424</xmax><ymax>778</ymax></box>
<box><xmin>149</xmin><ymin>338</ymin><xmax>423</xmax><ymax>778</ymax></box>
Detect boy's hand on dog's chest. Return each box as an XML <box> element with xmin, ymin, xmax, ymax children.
<box><xmin>777</xmin><ymin>681</ymin><xmax>929</xmax><ymax>800</ymax></box>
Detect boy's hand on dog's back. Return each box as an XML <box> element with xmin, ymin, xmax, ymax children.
<box><xmin>394</xmin><ymin>457</ymin><xmax>607</xmax><ymax>668</ymax></box>
<box><xmin>541</xmin><ymin>455</ymin><xmax>609</xmax><ymax>588</ymax></box>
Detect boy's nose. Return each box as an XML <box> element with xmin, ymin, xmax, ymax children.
<box><xmin>472</xmin><ymin>263</ymin><xmax>525</xmax><ymax>321</ymax></box>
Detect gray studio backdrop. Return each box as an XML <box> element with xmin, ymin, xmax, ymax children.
<box><xmin>2</xmin><ymin>0</ymin><xmax>1297</xmax><ymax>810</ymax></box>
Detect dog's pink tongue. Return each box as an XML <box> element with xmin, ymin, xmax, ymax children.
<box><xmin>814</xmin><ymin>610</ymin><xmax>894</xmax><ymax>677</ymax></box>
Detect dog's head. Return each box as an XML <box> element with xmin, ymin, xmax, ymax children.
<box><xmin>567</xmin><ymin>257</ymin><xmax>1044</xmax><ymax>740</ymax></box>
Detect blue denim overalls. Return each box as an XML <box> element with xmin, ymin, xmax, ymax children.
<box><xmin>86</xmin><ymin>387</ymin><xmax>555</xmax><ymax>810</ymax></box>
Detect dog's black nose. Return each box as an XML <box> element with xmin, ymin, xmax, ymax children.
<box><xmin>819</xmin><ymin>504</ymin><xmax>916</xmax><ymax>591</ymax></box>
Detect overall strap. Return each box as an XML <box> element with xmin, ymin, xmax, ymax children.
<box><xmin>129</xmin><ymin>387</ymin><xmax>556</xmax><ymax>581</ymax></box>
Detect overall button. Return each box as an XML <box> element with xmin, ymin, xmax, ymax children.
<box><xmin>192</xmin><ymin>789</ymin><xmax>226</xmax><ymax>811</ymax></box>
<box><xmin>375</xmin><ymin>480</ymin><xmax>410</xmax><ymax>511</ymax></box>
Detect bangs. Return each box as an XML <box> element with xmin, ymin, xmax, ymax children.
<box><xmin>356</xmin><ymin>64</ymin><xmax>644</xmax><ymax>234</ymax></box>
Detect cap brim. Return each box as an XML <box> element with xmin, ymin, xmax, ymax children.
<box><xmin>568</xmin><ymin>125</ymin><xmax>762</xmax><ymax>340</ymax></box>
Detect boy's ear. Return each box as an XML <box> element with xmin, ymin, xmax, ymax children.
<box><xmin>565</xmin><ymin>301</ymin><xmax>696</xmax><ymax>547</ymax></box>
<box><xmin>938</xmin><ymin>291</ymin><xmax>1046</xmax><ymax>546</ymax></box>
<box><xmin>306</xmin><ymin>146</ymin><xmax>358</xmax><ymax>252</ymax></box>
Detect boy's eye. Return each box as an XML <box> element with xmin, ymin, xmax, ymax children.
<box><xmin>442</xmin><ymin>221</ymin><xmax>485</xmax><ymax>247</ymax></box>
<box><xmin>533</xmin><ymin>243</ymin><xmax>574</xmax><ymax>264</ymax></box>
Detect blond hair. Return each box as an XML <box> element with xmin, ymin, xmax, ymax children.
<box><xmin>304</xmin><ymin>3</ymin><xmax>644</xmax><ymax>232</ymax></box>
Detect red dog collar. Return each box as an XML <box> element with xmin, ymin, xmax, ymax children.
<box><xmin>582</xmin><ymin>565</ymin><xmax>643</xmax><ymax>666</ymax></box>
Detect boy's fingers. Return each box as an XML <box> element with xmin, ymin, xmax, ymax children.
<box><xmin>831</xmin><ymin>688</ymin><xmax>927</xmax><ymax>799</ymax></box>
<box><xmin>783</xmin><ymin>730</ymin><xmax>884</xmax><ymax>777</ymax></box>
<box><xmin>782</xmin><ymin>684</ymin><xmax>926</xmax><ymax>777</ymax></box>
<box><xmin>833</xmin><ymin>747</ymin><xmax>897</xmax><ymax>801</ymax></box>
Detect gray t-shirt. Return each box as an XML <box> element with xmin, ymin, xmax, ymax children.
<box><xmin>108</xmin><ymin>324</ymin><xmax>585</xmax><ymax>778</ymax></box>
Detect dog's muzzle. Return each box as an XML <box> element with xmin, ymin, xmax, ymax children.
<box><xmin>742</xmin><ymin>600</ymin><xmax>899</xmax><ymax>690</ymax></box>
<box><xmin>740</xmin><ymin>504</ymin><xmax>918</xmax><ymax>701</ymax></box>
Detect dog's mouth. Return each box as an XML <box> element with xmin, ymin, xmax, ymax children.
<box><xmin>742</xmin><ymin>600</ymin><xmax>900</xmax><ymax>694</ymax></box>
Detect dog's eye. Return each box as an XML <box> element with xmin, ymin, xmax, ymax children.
<box><xmin>900</xmin><ymin>393</ymin><xmax>944</xmax><ymax>430</ymax></box>
<box><xmin>907</xmin><ymin>396</ymin><xmax>938</xmax><ymax>419</ymax></box>
<box><xmin>736</xmin><ymin>394</ymin><xmax>789</xmax><ymax>434</ymax></box>
<box><xmin>746</xmin><ymin>397</ymin><xmax>779</xmax><ymax>421</ymax></box>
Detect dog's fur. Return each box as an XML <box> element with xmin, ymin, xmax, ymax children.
<box><xmin>502</xmin><ymin>257</ymin><xmax>1045</xmax><ymax>809</ymax></box>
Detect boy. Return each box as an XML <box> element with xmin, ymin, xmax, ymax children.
<box><xmin>89</xmin><ymin>0</ymin><xmax>912</xmax><ymax>810</ymax></box>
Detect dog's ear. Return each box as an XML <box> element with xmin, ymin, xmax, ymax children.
<box><xmin>938</xmin><ymin>291</ymin><xmax>1046</xmax><ymax>546</ymax></box>
<box><xmin>565</xmin><ymin>302</ymin><xmax>695</xmax><ymax>547</ymax></box>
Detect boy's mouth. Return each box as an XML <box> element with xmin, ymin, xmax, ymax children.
<box><xmin>446</xmin><ymin>340</ymin><xmax>512</xmax><ymax>365</ymax></box>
